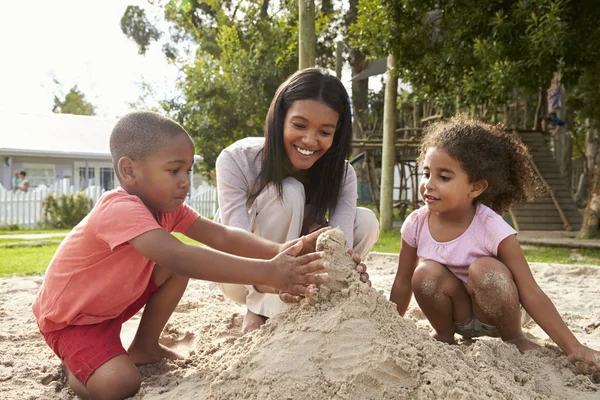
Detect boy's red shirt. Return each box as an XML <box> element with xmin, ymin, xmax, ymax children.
<box><xmin>32</xmin><ymin>187</ymin><xmax>199</xmax><ymax>333</ymax></box>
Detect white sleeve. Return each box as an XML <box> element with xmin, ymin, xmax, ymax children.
<box><xmin>215</xmin><ymin>150</ymin><xmax>253</xmax><ymax>231</ymax></box>
<box><xmin>329</xmin><ymin>163</ymin><xmax>358</xmax><ymax>249</ymax></box>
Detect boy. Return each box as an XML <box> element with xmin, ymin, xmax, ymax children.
<box><xmin>32</xmin><ymin>111</ymin><xmax>329</xmax><ymax>399</ymax></box>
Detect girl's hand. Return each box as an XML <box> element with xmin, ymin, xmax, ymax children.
<box><xmin>567</xmin><ymin>345</ymin><xmax>599</xmax><ymax>375</ymax></box>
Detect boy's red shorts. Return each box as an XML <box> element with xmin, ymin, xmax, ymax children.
<box><xmin>41</xmin><ymin>279</ymin><xmax>159</xmax><ymax>385</ymax></box>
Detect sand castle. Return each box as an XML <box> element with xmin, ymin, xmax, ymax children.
<box><xmin>197</xmin><ymin>228</ymin><xmax>598</xmax><ymax>399</ymax></box>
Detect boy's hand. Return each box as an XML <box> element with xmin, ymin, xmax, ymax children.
<box><xmin>279</xmin><ymin>246</ymin><xmax>370</xmax><ymax>304</ymax></box>
<box><xmin>270</xmin><ymin>241</ymin><xmax>328</xmax><ymax>295</ymax></box>
<box><xmin>567</xmin><ymin>345</ymin><xmax>599</xmax><ymax>375</ymax></box>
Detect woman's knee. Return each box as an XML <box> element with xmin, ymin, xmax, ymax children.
<box><xmin>280</xmin><ymin>178</ymin><xmax>305</xmax><ymax>211</ymax></box>
<box><xmin>353</xmin><ymin>207</ymin><xmax>380</xmax><ymax>257</ymax></box>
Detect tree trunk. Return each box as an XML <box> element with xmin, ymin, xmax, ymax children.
<box><xmin>380</xmin><ymin>54</ymin><xmax>398</xmax><ymax>232</ymax></box>
<box><xmin>575</xmin><ymin>120</ymin><xmax>599</xmax><ymax>208</ymax></box>
<box><xmin>533</xmin><ymin>85</ymin><xmax>544</xmax><ymax>131</ymax></box>
<box><xmin>298</xmin><ymin>0</ymin><xmax>315</xmax><ymax>69</ymax></box>
<box><xmin>579</xmin><ymin>119</ymin><xmax>600</xmax><ymax>238</ymax></box>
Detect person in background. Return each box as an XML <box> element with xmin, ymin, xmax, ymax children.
<box><xmin>12</xmin><ymin>172</ymin><xmax>21</xmax><ymax>191</ymax></box>
<box><xmin>14</xmin><ymin>171</ymin><xmax>29</xmax><ymax>193</ymax></box>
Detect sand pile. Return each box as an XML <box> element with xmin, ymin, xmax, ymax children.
<box><xmin>189</xmin><ymin>228</ymin><xmax>598</xmax><ymax>400</ymax></box>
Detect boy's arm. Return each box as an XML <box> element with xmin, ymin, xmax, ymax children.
<box><xmin>498</xmin><ymin>235</ymin><xmax>599</xmax><ymax>370</ymax></box>
<box><xmin>129</xmin><ymin>228</ymin><xmax>327</xmax><ymax>295</ymax></box>
<box><xmin>390</xmin><ymin>239</ymin><xmax>419</xmax><ymax>316</ymax></box>
<box><xmin>184</xmin><ymin>216</ymin><xmax>281</xmax><ymax>259</ymax></box>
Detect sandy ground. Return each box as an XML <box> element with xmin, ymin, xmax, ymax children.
<box><xmin>0</xmin><ymin>252</ymin><xmax>599</xmax><ymax>399</ymax></box>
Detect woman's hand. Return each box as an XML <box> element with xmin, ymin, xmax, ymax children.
<box><xmin>347</xmin><ymin>248</ymin><xmax>371</xmax><ymax>286</ymax></box>
<box><xmin>279</xmin><ymin>247</ymin><xmax>371</xmax><ymax>303</ymax></box>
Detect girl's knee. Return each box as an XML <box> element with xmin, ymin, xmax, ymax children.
<box><xmin>467</xmin><ymin>258</ymin><xmax>514</xmax><ymax>293</ymax></box>
<box><xmin>411</xmin><ymin>261</ymin><xmax>445</xmax><ymax>295</ymax></box>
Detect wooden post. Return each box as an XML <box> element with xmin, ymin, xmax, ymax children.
<box><xmin>380</xmin><ymin>54</ymin><xmax>398</xmax><ymax>232</ymax></box>
<box><xmin>298</xmin><ymin>0</ymin><xmax>315</xmax><ymax>69</ymax></box>
<box><xmin>335</xmin><ymin>41</ymin><xmax>342</xmax><ymax>79</ymax></box>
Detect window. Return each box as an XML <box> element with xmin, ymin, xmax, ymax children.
<box><xmin>74</xmin><ymin>162</ymin><xmax>116</xmax><ymax>191</ymax></box>
<box><xmin>21</xmin><ymin>163</ymin><xmax>55</xmax><ymax>188</ymax></box>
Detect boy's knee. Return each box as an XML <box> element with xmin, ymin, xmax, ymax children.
<box><xmin>86</xmin><ymin>356</ymin><xmax>141</xmax><ymax>400</ymax></box>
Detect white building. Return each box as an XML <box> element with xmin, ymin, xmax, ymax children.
<box><xmin>0</xmin><ymin>110</ymin><xmax>118</xmax><ymax>191</ymax></box>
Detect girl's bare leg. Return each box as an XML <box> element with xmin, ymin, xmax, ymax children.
<box><xmin>467</xmin><ymin>257</ymin><xmax>540</xmax><ymax>352</ymax></box>
<box><xmin>128</xmin><ymin>264</ymin><xmax>189</xmax><ymax>365</ymax></box>
<box><xmin>412</xmin><ymin>261</ymin><xmax>472</xmax><ymax>344</ymax></box>
<box><xmin>242</xmin><ymin>310</ymin><xmax>268</xmax><ymax>333</ymax></box>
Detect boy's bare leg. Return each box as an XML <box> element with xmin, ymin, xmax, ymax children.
<box><xmin>128</xmin><ymin>265</ymin><xmax>189</xmax><ymax>365</ymax></box>
<box><xmin>64</xmin><ymin>354</ymin><xmax>141</xmax><ymax>399</ymax></box>
<box><xmin>412</xmin><ymin>261</ymin><xmax>472</xmax><ymax>344</ymax></box>
<box><xmin>242</xmin><ymin>310</ymin><xmax>267</xmax><ymax>334</ymax></box>
<box><xmin>467</xmin><ymin>257</ymin><xmax>540</xmax><ymax>352</ymax></box>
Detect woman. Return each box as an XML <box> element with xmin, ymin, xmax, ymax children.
<box><xmin>214</xmin><ymin>68</ymin><xmax>380</xmax><ymax>332</ymax></box>
<box><xmin>14</xmin><ymin>171</ymin><xmax>29</xmax><ymax>193</ymax></box>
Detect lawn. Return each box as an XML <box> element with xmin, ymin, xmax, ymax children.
<box><xmin>1</xmin><ymin>229</ymin><xmax>600</xmax><ymax>278</ymax></box>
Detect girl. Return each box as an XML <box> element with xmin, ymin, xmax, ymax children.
<box><xmin>391</xmin><ymin>115</ymin><xmax>599</xmax><ymax>371</ymax></box>
<box><xmin>214</xmin><ymin>68</ymin><xmax>379</xmax><ymax>332</ymax></box>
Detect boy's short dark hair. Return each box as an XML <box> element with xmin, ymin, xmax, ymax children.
<box><xmin>20</xmin><ymin>171</ymin><xmax>27</xmax><ymax>177</ymax></box>
<box><xmin>110</xmin><ymin>111</ymin><xmax>190</xmax><ymax>180</ymax></box>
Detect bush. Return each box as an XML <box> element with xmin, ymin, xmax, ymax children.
<box><xmin>43</xmin><ymin>193</ymin><xmax>93</xmax><ymax>228</ymax></box>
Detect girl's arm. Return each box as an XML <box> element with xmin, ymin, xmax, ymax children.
<box><xmin>498</xmin><ymin>235</ymin><xmax>599</xmax><ymax>369</ymax></box>
<box><xmin>390</xmin><ymin>239</ymin><xmax>419</xmax><ymax>316</ymax></box>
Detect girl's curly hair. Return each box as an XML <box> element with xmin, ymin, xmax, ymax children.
<box><xmin>418</xmin><ymin>115</ymin><xmax>541</xmax><ymax>214</ymax></box>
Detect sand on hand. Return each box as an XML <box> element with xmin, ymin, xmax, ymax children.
<box><xmin>1</xmin><ymin>229</ymin><xmax>599</xmax><ymax>399</ymax></box>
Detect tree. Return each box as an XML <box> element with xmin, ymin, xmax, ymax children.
<box><xmin>52</xmin><ymin>85</ymin><xmax>96</xmax><ymax>116</ymax></box>
<box><xmin>121</xmin><ymin>1</ymin><xmax>343</xmax><ymax>178</ymax></box>
<box><xmin>351</xmin><ymin>0</ymin><xmax>600</xmax><ymax>235</ymax></box>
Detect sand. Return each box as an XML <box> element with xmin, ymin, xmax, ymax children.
<box><xmin>0</xmin><ymin>233</ymin><xmax>599</xmax><ymax>399</ymax></box>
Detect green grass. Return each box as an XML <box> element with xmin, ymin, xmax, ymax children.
<box><xmin>1</xmin><ymin>229</ymin><xmax>599</xmax><ymax>278</ymax></box>
<box><xmin>0</xmin><ymin>228</ymin><xmax>70</xmax><ymax>235</ymax></box>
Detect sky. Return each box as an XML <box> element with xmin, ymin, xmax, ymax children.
<box><xmin>0</xmin><ymin>0</ymin><xmax>178</xmax><ymax>120</ymax></box>
<box><xmin>0</xmin><ymin>0</ymin><xmax>386</xmax><ymax>121</ymax></box>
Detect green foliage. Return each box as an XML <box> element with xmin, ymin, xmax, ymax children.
<box><xmin>121</xmin><ymin>5</ymin><xmax>162</xmax><ymax>54</ymax></box>
<box><xmin>121</xmin><ymin>1</ymin><xmax>345</xmax><ymax>179</ymax></box>
<box><xmin>42</xmin><ymin>193</ymin><xmax>93</xmax><ymax>229</ymax></box>
<box><xmin>351</xmin><ymin>0</ymin><xmax>600</xmax><ymax>117</ymax></box>
<box><xmin>52</xmin><ymin>85</ymin><xmax>96</xmax><ymax>116</ymax></box>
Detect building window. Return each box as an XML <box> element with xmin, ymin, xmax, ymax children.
<box><xmin>21</xmin><ymin>163</ymin><xmax>55</xmax><ymax>188</ymax></box>
<box><xmin>74</xmin><ymin>162</ymin><xmax>116</xmax><ymax>191</ymax></box>
<box><xmin>99</xmin><ymin>167</ymin><xmax>115</xmax><ymax>190</ymax></box>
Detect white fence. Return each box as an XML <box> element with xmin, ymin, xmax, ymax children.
<box><xmin>0</xmin><ymin>182</ymin><xmax>218</xmax><ymax>229</ymax></box>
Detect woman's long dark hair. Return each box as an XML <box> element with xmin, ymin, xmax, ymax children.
<box><xmin>258</xmin><ymin>68</ymin><xmax>352</xmax><ymax>224</ymax></box>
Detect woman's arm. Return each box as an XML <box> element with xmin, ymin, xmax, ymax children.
<box><xmin>390</xmin><ymin>239</ymin><xmax>419</xmax><ymax>316</ymax></box>
<box><xmin>498</xmin><ymin>236</ymin><xmax>599</xmax><ymax>368</ymax></box>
